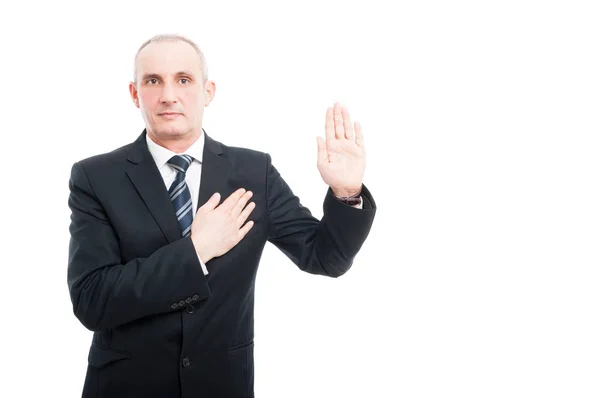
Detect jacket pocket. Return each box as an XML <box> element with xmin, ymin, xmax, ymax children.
<box><xmin>228</xmin><ymin>340</ymin><xmax>254</xmax><ymax>397</ymax></box>
<box><xmin>229</xmin><ymin>340</ymin><xmax>254</xmax><ymax>354</ymax></box>
<box><xmin>88</xmin><ymin>343</ymin><xmax>131</xmax><ymax>369</ymax></box>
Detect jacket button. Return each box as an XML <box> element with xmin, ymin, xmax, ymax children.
<box><xmin>178</xmin><ymin>300</ymin><xmax>185</xmax><ymax>307</ymax></box>
<box><xmin>185</xmin><ymin>304</ymin><xmax>194</xmax><ymax>314</ymax></box>
<box><xmin>185</xmin><ymin>297</ymin><xmax>192</xmax><ymax>304</ymax></box>
<box><xmin>192</xmin><ymin>294</ymin><xmax>199</xmax><ymax>301</ymax></box>
<box><xmin>170</xmin><ymin>303</ymin><xmax>178</xmax><ymax>309</ymax></box>
<box><xmin>182</xmin><ymin>357</ymin><xmax>191</xmax><ymax>367</ymax></box>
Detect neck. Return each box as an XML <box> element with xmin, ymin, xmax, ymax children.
<box><xmin>147</xmin><ymin>128</ymin><xmax>202</xmax><ymax>154</ymax></box>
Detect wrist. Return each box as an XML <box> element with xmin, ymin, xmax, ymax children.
<box><xmin>332</xmin><ymin>187</ymin><xmax>362</xmax><ymax>206</ymax></box>
<box><xmin>198</xmin><ymin>250</ymin><xmax>212</xmax><ymax>264</ymax></box>
<box><xmin>191</xmin><ymin>239</ymin><xmax>212</xmax><ymax>263</ymax></box>
<box><xmin>332</xmin><ymin>186</ymin><xmax>362</xmax><ymax>198</ymax></box>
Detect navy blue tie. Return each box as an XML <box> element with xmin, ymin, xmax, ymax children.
<box><xmin>167</xmin><ymin>154</ymin><xmax>194</xmax><ymax>237</ymax></box>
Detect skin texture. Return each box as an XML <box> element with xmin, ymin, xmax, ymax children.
<box><xmin>317</xmin><ymin>102</ymin><xmax>366</xmax><ymax>197</ymax></box>
<box><xmin>129</xmin><ymin>40</ymin><xmax>215</xmax><ymax>154</ymax></box>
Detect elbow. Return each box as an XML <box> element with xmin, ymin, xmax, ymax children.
<box><xmin>79</xmin><ymin>316</ymin><xmax>104</xmax><ymax>332</ymax></box>
<box><xmin>71</xmin><ymin>295</ymin><xmax>106</xmax><ymax>332</ymax></box>
<box><xmin>305</xmin><ymin>250</ymin><xmax>353</xmax><ymax>278</ymax></box>
<box><xmin>68</xmin><ymin>265</ymin><xmax>118</xmax><ymax>332</ymax></box>
<box><xmin>69</xmin><ymin>280</ymin><xmax>109</xmax><ymax>332</ymax></box>
<box><xmin>326</xmin><ymin>260</ymin><xmax>353</xmax><ymax>278</ymax></box>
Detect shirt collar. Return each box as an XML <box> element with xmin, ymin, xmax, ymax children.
<box><xmin>146</xmin><ymin>130</ymin><xmax>205</xmax><ymax>169</ymax></box>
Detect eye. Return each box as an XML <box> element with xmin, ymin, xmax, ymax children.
<box><xmin>179</xmin><ymin>78</ymin><xmax>190</xmax><ymax>84</ymax></box>
<box><xmin>146</xmin><ymin>78</ymin><xmax>159</xmax><ymax>85</ymax></box>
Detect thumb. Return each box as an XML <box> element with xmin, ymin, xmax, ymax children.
<box><xmin>316</xmin><ymin>136</ymin><xmax>328</xmax><ymax>165</ymax></box>
<box><xmin>200</xmin><ymin>192</ymin><xmax>220</xmax><ymax>211</ymax></box>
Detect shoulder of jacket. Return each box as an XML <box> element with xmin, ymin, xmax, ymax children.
<box><xmin>74</xmin><ymin>142</ymin><xmax>134</xmax><ymax>170</ymax></box>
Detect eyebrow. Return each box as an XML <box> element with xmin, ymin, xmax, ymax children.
<box><xmin>141</xmin><ymin>71</ymin><xmax>196</xmax><ymax>81</ymax></box>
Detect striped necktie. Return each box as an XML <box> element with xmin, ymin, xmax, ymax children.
<box><xmin>167</xmin><ymin>154</ymin><xmax>194</xmax><ymax>237</ymax></box>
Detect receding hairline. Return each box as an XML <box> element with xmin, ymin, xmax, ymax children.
<box><xmin>133</xmin><ymin>34</ymin><xmax>208</xmax><ymax>83</ymax></box>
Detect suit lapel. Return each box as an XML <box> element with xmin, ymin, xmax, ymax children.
<box><xmin>126</xmin><ymin>131</ymin><xmax>182</xmax><ymax>243</ymax></box>
<box><xmin>198</xmin><ymin>132</ymin><xmax>231</xmax><ymax>210</ymax></box>
<box><xmin>125</xmin><ymin>129</ymin><xmax>231</xmax><ymax>244</ymax></box>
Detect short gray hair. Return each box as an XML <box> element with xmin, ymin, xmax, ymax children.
<box><xmin>133</xmin><ymin>33</ymin><xmax>208</xmax><ymax>83</ymax></box>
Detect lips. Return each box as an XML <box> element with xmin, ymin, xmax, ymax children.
<box><xmin>159</xmin><ymin>112</ymin><xmax>182</xmax><ymax>119</ymax></box>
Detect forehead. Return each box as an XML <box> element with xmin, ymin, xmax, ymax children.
<box><xmin>136</xmin><ymin>40</ymin><xmax>202</xmax><ymax>79</ymax></box>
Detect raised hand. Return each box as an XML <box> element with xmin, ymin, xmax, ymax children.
<box><xmin>316</xmin><ymin>102</ymin><xmax>366</xmax><ymax>197</ymax></box>
<box><xmin>190</xmin><ymin>189</ymin><xmax>255</xmax><ymax>263</ymax></box>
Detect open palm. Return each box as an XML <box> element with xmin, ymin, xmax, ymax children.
<box><xmin>317</xmin><ymin>102</ymin><xmax>366</xmax><ymax>197</ymax></box>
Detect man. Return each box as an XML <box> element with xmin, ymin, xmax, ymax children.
<box><xmin>67</xmin><ymin>34</ymin><xmax>376</xmax><ymax>398</ymax></box>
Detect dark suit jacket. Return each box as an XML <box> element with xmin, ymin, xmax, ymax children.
<box><xmin>67</xmin><ymin>130</ymin><xmax>376</xmax><ymax>398</ymax></box>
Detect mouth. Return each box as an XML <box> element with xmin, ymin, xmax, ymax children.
<box><xmin>159</xmin><ymin>112</ymin><xmax>182</xmax><ymax>119</ymax></box>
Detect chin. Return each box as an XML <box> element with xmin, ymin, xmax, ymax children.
<box><xmin>153</xmin><ymin>122</ymin><xmax>188</xmax><ymax>137</ymax></box>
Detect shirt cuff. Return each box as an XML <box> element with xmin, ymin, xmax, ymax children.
<box><xmin>197</xmin><ymin>254</ymin><xmax>209</xmax><ymax>275</ymax></box>
<box><xmin>353</xmin><ymin>196</ymin><xmax>363</xmax><ymax>209</ymax></box>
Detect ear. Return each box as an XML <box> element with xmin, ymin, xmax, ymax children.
<box><xmin>129</xmin><ymin>82</ymin><xmax>140</xmax><ymax>108</ymax></box>
<box><xmin>204</xmin><ymin>80</ymin><xmax>216</xmax><ymax>107</ymax></box>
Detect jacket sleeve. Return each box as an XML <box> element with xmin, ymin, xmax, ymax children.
<box><xmin>265</xmin><ymin>153</ymin><xmax>376</xmax><ymax>277</ymax></box>
<box><xmin>67</xmin><ymin>161</ymin><xmax>211</xmax><ymax>332</ymax></box>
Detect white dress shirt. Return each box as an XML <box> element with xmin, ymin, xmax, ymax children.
<box><xmin>146</xmin><ymin>133</ymin><xmax>209</xmax><ymax>275</ymax></box>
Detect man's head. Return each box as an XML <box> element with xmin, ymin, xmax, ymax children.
<box><xmin>129</xmin><ymin>34</ymin><xmax>215</xmax><ymax>148</ymax></box>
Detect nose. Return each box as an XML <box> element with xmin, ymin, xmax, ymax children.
<box><xmin>160</xmin><ymin>82</ymin><xmax>178</xmax><ymax>104</ymax></box>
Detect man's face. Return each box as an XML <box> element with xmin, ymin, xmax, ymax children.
<box><xmin>129</xmin><ymin>40</ymin><xmax>215</xmax><ymax>141</ymax></box>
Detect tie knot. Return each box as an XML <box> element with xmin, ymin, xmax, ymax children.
<box><xmin>167</xmin><ymin>154</ymin><xmax>193</xmax><ymax>173</ymax></box>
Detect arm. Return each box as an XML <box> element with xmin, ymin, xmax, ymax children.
<box><xmin>266</xmin><ymin>154</ymin><xmax>376</xmax><ymax>277</ymax></box>
<box><xmin>266</xmin><ymin>102</ymin><xmax>376</xmax><ymax>276</ymax></box>
<box><xmin>67</xmin><ymin>161</ymin><xmax>210</xmax><ymax>332</ymax></box>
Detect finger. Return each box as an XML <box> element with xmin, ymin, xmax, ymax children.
<box><xmin>220</xmin><ymin>188</ymin><xmax>246</xmax><ymax>212</ymax></box>
<box><xmin>237</xmin><ymin>220</ymin><xmax>254</xmax><ymax>239</ymax></box>
<box><xmin>354</xmin><ymin>121</ymin><xmax>365</xmax><ymax>148</ymax></box>
<box><xmin>342</xmin><ymin>107</ymin><xmax>354</xmax><ymax>140</ymax></box>
<box><xmin>237</xmin><ymin>201</ymin><xmax>256</xmax><ymax>226</ymax></box>
<box><xmin>231</xmin><ymin>190</ymin><xmax>253</xmax><ymax>216</ymax></box>
<box><xmin>200</xmin><ymin>192</ymin><xmax>220</xmax><ymax>211</ymax></box>
<box><xmin>334</xmin><ymin>102</ymin><xmax>344</xmax><ymax>139</ymax></box>
<box><xmin>316</xmin><ymin>136</ymin><xmax>328</xmax><ymax>165</ymax></box>
<box><xmin>325</xmin><ymin>107</ymin><xmax>335</xmax><ymax>141</ymax></box>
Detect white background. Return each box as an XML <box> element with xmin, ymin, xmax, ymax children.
<box><xmin>1</xmin><ymin>0</ymin><xmax>599</xmax><ymax>397</ymax></box>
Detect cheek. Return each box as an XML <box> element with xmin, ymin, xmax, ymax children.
<box><xmin>182</xmin><ymin>95</ymin><xmax>205</xmax><ymax>117</ymax></box>
<box><xmin>139</xmin><ymin>90</ymin><xmax>156</xmax><ymax>105</ymax></box>
<box><xmin>184</xmin><ymin>90</ymin><xmax>205</xmax><ymax>106</ymax></box>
